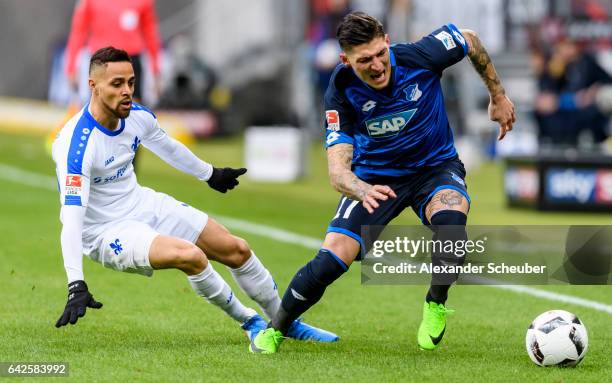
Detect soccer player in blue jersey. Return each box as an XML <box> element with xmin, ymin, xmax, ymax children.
<box><xmin>252</xmin><ymin>12</ymin><xmax>515</xmax><ymax>353</ymax></box>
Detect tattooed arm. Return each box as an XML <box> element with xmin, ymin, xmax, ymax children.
<box><xmin>461</xmin><ymin>29</ymin><xmax>516</xmax><ymax>140</ymax></box>
<box><xmin>327</xmin><ymin>143</ymin><xmax>396</xmax><ymax>213</ymax></box>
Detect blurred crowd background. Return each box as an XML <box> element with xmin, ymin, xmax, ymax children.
<box><xmin>0</xmin><ymin>0</ymin><xmax>611</xmax><ymax>168</ymax></box>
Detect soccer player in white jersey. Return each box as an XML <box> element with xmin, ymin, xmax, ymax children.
<box><xmin>52</xmin><ymin>46</ymin><xmax>338</xmax><ymax>343</ymax></box>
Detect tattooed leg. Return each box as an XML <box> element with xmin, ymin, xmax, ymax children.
<box><xmin>425</xmin><ymin>189</ymin><xmax>470</xmax><ymax>224</ymax></box>
<box><xmin>424</xmin><ymin>189</ymin><xmax>470</xmax><ymax>304</ymax></box>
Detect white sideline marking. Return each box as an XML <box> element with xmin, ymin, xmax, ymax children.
<box><xmin>491</xmin><ymin>285</ymin><xmax>612</xmax><ymax>314</ymax></box>
<box><xmin>0</xmin><ymin>163</ymin><xmax>57</xmax><ymax>191</ymax></box>
<box><xmin>1</xmin><ymin>162</ymin><xmax>611</xmax><ymax>315</ymax></box>
<box><xmin>214</xmin><ymin>214</ymin><xmax>322</xmax><ymax>250</ymax></box>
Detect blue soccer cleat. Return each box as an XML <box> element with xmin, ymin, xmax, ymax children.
<box><xmin>286</xmin><ymin>319</ymin><xmax>339</xmax><ymax>342</ymax></box>
<box><xmin>241</xmin><ymin>314</ymin><xmax>267</xmax><ymax>342</ymax></box>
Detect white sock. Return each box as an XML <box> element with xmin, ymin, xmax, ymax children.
<box><xmin>230</xmin><ymin>252</ymin><xmax>281</xmax><ymax>320</ymax></box>
<box><xmin>188</xmin><ymin>263</ymin><xmax>256</xmax><ymax>324</ymax></box>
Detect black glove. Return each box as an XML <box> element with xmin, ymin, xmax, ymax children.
<box><xmin>55</xmin><ymin>280</ymin><xmax>103</xmax><ymax>328</ymax></box>
<box><xmin>207</xmin><ymin>167</ymin><xmax>247</xmax><ymax>193</ymax></box>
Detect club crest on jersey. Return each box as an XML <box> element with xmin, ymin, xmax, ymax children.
<box><xmin>404</xmin><ymin>84</ymin><xmax>422</xmax><ymax>102</ymax></box>
<box><xmin>365</xmin><ymin>109</ymin><xmax>417</xmax><ymax>138</ymax></box>
<box><xmin>131</xmin><ymin>136</ymin><xmax>141</xmax><ymax>152</ymax></box>
<box><xmin>65</xmin><ymin>174</ymin><xmax>82</xmax><ymax>195</ymax></box>
<box><xmin>325</xmin><ymin>110</ymin><xmax>340</xmax><ymax>131</ymax></box>
<box><xmin>434</xmin><ymin>30</ymin><xmax>456</xmax><ymax>50</ymax></box>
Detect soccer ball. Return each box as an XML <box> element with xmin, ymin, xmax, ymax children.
<box><xmin>525</xmin><ymin>310</ymin><xmax>588</xmax><ymax>367</ymax></box>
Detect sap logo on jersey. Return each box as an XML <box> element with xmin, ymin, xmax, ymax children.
<box><xmin>365</xmin><ymin>109</ymin><xmax>417</xmax><ymax>138</ymax></box>
<box><xmin>325</xmin><ymin>110</ymin><xmax>340</xmax><ymax>131</ymax></box>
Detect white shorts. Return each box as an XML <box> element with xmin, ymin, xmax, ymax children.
<box><xmin>84</xmin><ymin>187</ymin><xmax>208</xmax><ymax>277</ymax></box>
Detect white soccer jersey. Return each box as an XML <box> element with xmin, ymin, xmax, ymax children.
<box><xmin>52</xmin><ymin>103</ymin><xmax>213</xmax><ymax>281</ymax></box>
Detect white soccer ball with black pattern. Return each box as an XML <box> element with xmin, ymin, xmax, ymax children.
<box><xmin>525</xmin><ymin>310</ymin><xmax>588</xmax><ymax>367</ymax></box>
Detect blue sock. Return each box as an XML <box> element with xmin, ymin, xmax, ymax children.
<box><xmin>427</xmin><ymin>210</ymin><xmax>467</xmax><ymax>304</ymax></box>
<box><xmin>271</xmin><ymin>249</ymin><xmax>348</xmax><ymax>333</ymax></box>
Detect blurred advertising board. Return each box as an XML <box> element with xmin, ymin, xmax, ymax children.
<box><xmin>505</xmin><ymin>154</ymin><xmax>612</xmax><ymax>211</ymax></box>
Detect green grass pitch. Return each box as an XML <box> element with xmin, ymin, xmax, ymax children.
<box><xmin>0</xmin><ymin>131</ymin><xmax>610</xmax><ymax>382</ymax></box>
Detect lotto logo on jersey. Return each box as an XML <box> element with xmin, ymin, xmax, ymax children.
<box><xmin>65</xmin><ymin>174</ymin><xmax>82</xmax><ymax>195</ymax></box>
<box><xmin>365</xmin><ymin>109</ymin><xmax>417</xmax><ymax>138</ymax></box>
<box><xmin>325</xmin><ymin>110</ymin><xmax>340</xmax><ymax>131</ymax></box>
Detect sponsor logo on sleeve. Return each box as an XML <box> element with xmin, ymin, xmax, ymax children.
<box><xmin>325</xmin><ymin>110</ymin><xmax>340</xmax><ymax>131</ymax></box>
<box><xmin>65</xmin><ymin>174</ymin><xmax>82</xmax><ymax>195</ymax></box>
<box><xmin>434</xmin><ymin>31</ymin><xmax>456</xmax><ymax>50</ymax></box>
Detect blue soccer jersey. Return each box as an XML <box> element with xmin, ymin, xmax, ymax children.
<box><xmin>324</xmin><ymin>24</ymin><xmax>468</xmax><ymax>181</ymax></box>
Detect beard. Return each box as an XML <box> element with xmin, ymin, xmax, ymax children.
<box><xmin>103</xmin><ymin>99</ymin><xmax>131</xmax><ymax>119</ymax></box>
<box><xmin>116</xmin><ymin>108</ymin><xmax>131</xmax><ymax>119</ymax></box>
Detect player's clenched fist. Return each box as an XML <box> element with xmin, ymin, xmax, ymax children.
<box><xmin>55</xmin><ymin>280</ymin><xmax>103</xmax><ymax>328</ymax></box>
<box><xmin>207</xmin><ymin>167</ymin><xmax>247</xmax><ymax>193</ymax></box>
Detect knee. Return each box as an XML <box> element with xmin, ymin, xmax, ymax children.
<box><xmin>430</xmin><ymin>210</ymin><xmax>467</xmax><ymax>226</ymax></box>
<box><xmin>225</xmin><ymin>237</ymin><xmax>252</xmax><ymax>268</ymax></box>
<box><xmin>177</xmin><ymin>245</ymin><xmax>208</xmax><ymax>275</ymax></box>
<box><xmin>306</xmin><ymin>248</ymin><xmax>348</xmax><ymax>284</ymax></box>
<box><xmin>322</xmin><ymin>233</ymin><xmax>360</xmax><ymax>266</ymax></box>
<box><xmin>235</xmin><ymin>237</ymin><xmax>251</xmax><ymax>259</ymax></box>
<box><xmin>430</xmin><ymin>210</ymin><xmax>468</xmax><ymax>244</ymax></box>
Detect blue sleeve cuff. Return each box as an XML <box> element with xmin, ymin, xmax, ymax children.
<box><xmin>325</xmin><ymin>130</ymin><xmax>354</xmax><ymax>148</ymax></box>
<box><xmin>446</xmin><ymin>23</ymin><xmax>468</xmax><ymax>56</ymax></box>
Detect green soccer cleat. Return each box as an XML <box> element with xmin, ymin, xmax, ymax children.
<box><xmin>249</xmin><ymin>328</ymin><xmax>284</xmax><ymax>354</ymax></box>
<box><xmin>417</xmin><ymin>301</ymin><xmax>455</xmax><ymax>350</ymax></box>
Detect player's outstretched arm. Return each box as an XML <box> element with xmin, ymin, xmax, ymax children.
<box><xmin>143</xmin><ymin>124</ymin><xmax>246</xmax><ymax>193</ymax></box>
<box><xmin>327</xmin><ymin>143</ymin><xmax>396</xmax><ymax>214</ymax></box>
<box><xmin>461</xmin><ymin>29</ymin><xmax>516</xmax><ymax>140</ymax></box>
<box><xmin>55</xmin><ymin>205</ymin><xmax>103</xmax><ymax>328</ymax></box>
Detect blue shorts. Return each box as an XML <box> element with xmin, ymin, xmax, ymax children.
<box><xmin>326</xmin><ymin>156</ymin><xmax>470</xmax><ymax>255</ymax></box>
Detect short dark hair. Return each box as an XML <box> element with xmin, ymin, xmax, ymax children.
<box><xmin>89</xmin><ymin>46</ymin><xmax>131</xmax><ymax>74</ymax></box>
<box><xmin>336</xmin><ymin>12</ymin><xmax>385</xmax><ymax>51</ymax></box>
